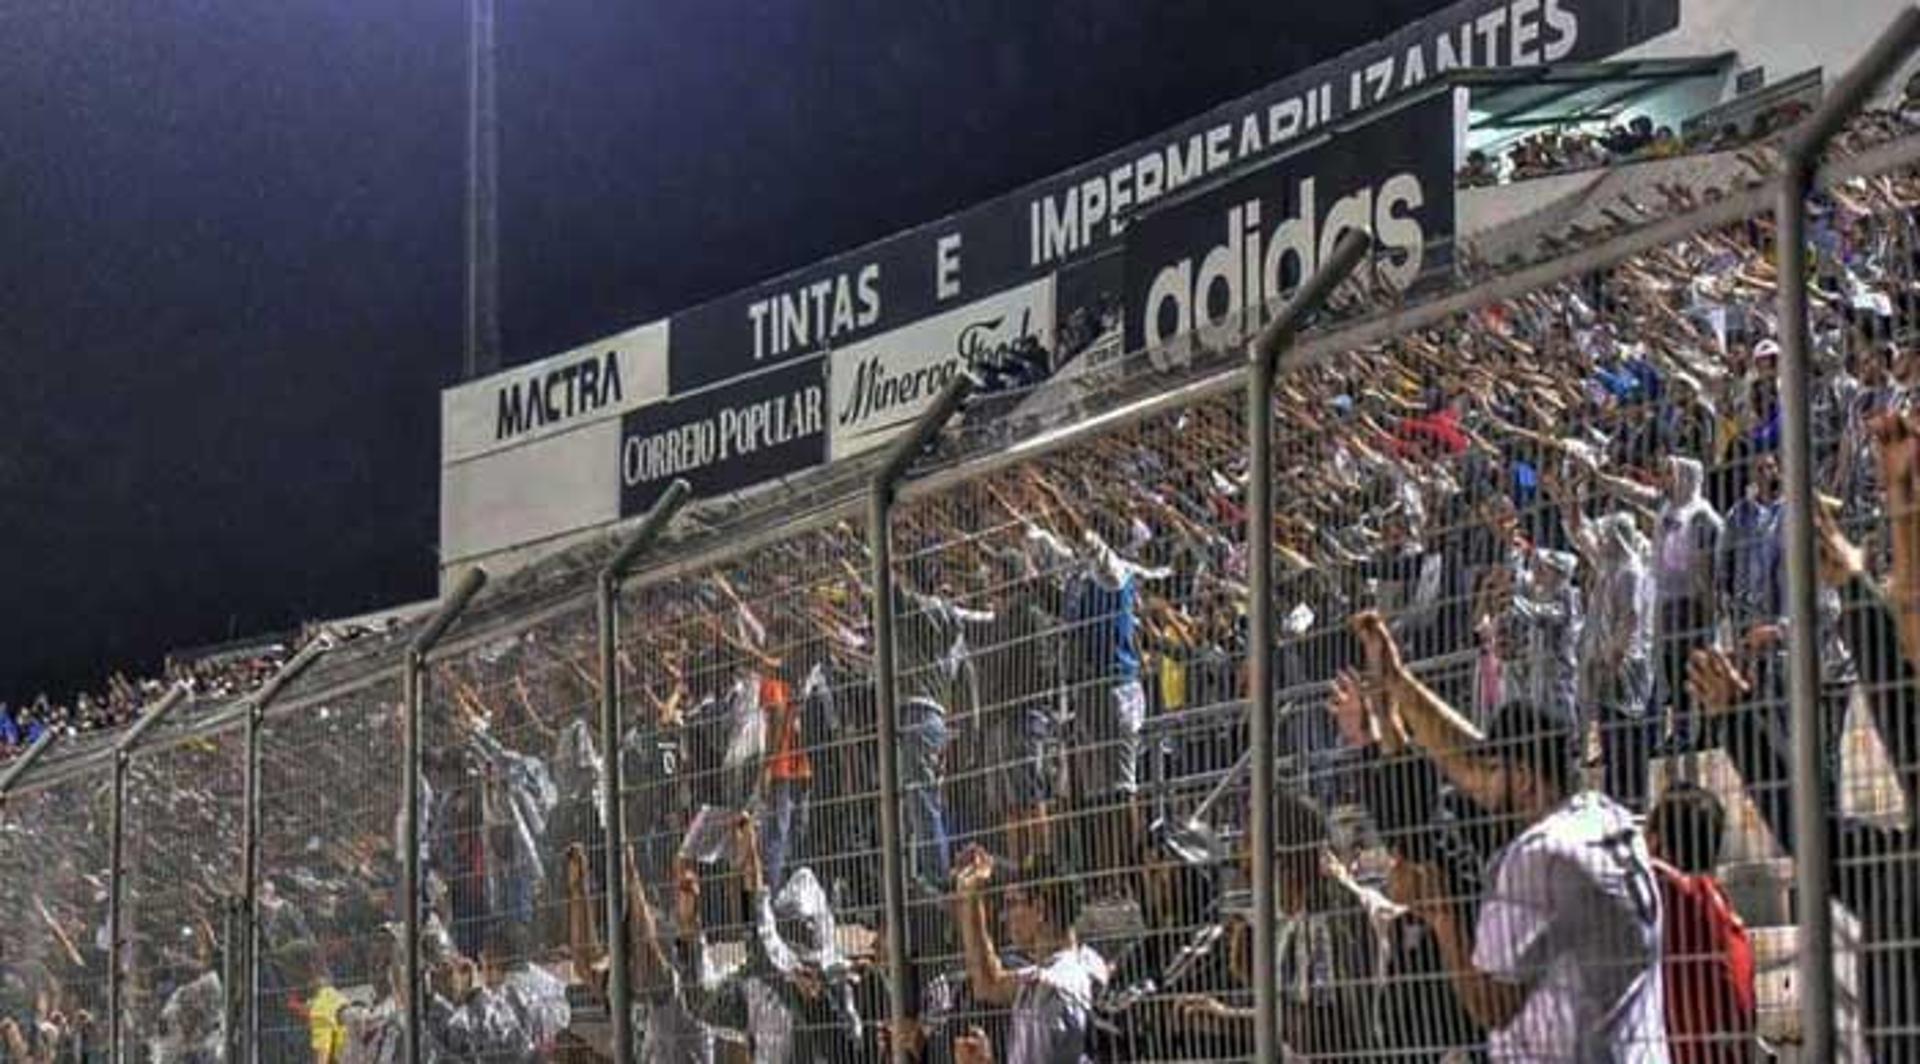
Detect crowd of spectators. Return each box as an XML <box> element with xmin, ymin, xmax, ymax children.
<box><xmin>1457</xmin><ymin>100</ymin><xmax>1817</xmax><ymax>189</ymax></box>
<box><xmin>0</xmin><ymin>621</ymin><xmax>414</xmax><ymax>761</ymax></box>
<box><xmin>11</xmin><ymin>107</ymin><xmax>1920</xmax><ymax>1064</ymax></box>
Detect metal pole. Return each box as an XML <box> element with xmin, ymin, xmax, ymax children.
<box><xmin>599</xmin><ymin>480</ymin><xmax>692</xmax><ymax>1064</ymax></box>
<box><xmin>403</xmin><ymin>567</ymin><xmax>488</xmax><ymax>1064</ymax></box>
<box><xmin>1245</xmin><ymin>229</ymin><xmax>1370</xmax><ymax>1064</ymax></box>
<box><xmin>109</xmin><ymin>753</ymin><xmax>124</xmax><ymax>1064</ymax></box>
<box><xmin>1775</xmin><ymin>12</ymin><xmax>1920</xmax><ymax>1058</ymax></box>
<box><xmin>107</xmin><ymin>683</ymin><xmax>190</xmax><ymax>1064</ymax></box>
<box><xmin>871</xmin><ymin>374</ymin><xmax>976</xmax><ymax>1064</ymax></box>
<box><xmin>464</xmin><ymin>0</ymin><xmax>500</xmax><ymax>380</ymax></box>
<box><xmin>401</xmin><ymin>649</ymin><xmax>425</xmax><ymax>1064</ymax></box>
<box><xmin>240</xmin><ymin>638</ymin><xmax>329</xmax><ymax>1064</ymax></box>
<box><xmin>868</xmin><ymin>485</ymin><xmax>910</xmax><ymax>1064</ymax></box>
<box><xmin>224</xmin><ymin>897</ymin><xmax>243</xmax><ymax>1064</ymax></box>
<box><xmin>0</xmin><ymin>730</ymin><xmax>56</xmax><ymax>799</ymax></box>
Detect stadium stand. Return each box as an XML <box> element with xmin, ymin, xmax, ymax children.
<box><xmin>11</xmin><ymin>38</ymin><xmax>1920</xmax><ymax>1064</ymax></box>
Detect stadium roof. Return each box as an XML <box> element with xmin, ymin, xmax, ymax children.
<box><xmin>1458</xmin><ymin>55</ymin><xmax>1736</xmax><ymax>131</ymax></box>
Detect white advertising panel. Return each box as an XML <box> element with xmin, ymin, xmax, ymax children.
<box><xmin>441</xmin><ymin>319</ymin><xmax>670</xmax><ymax>464</ymax></box>
<box><xmin>439</xmin><ymin>419</ymin><xmax>623</xmax><ymax>564</ymax></box>
<box><xmin>827</xmin><ymin>278</ymin><xmax>1055</xmax><ymax>460</ymax></box>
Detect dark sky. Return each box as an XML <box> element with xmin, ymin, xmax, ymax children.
<box><xmin>0</xmin><ymin>0</ymin><xmax>1455</xmax><ymax>702</ymax></box>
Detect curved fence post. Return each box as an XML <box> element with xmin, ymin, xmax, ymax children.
<box><xmin>402</xmin><ymin>567</ymin><xmax>487</xmax><ymax>1064</ymax></box>
<box><xmin>1775</xmin><ymin>10</ymin><xmax>1920</xmax><ymax>1059</ymax></box>
<box><xmin>238</xmin><ymin>636</ymin><xmax>331</xmax><ymax>1064</ymax></box>
<box><xmin>871</xmin><ymin>373</ymin><xmax>976</xmax><ymax>1064</ymax></box>
<box><xmin>107</xmin><ymin>682</ymin><xmax>190</xmax><ymax>1064</ymax></box>
<box><xmin>0</xmin><ymin>730</ymin><xmax>56</xmax><ymax>802</ymax></box>
<box><xmin>1244</xmin><ymin>229</ymin><xmax>1370</xmax><ymax>1064</ymax></box>
<box><xmin>598</xmin><ymin>478</ymin><xmax>692</xmax><ymax>1064</ymax></box>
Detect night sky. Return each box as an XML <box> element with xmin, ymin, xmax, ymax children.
<box><xmin>1</xmin><ymin>0</ymin><xmax>1455</xmax><ymax>702</ymax></box>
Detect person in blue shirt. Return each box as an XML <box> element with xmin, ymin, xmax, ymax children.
<box><xmin>1032</xmin><ymin>512</ymin><xmax>1168</xmax><ymax>896</ymax></box>
<box><xmin>1718</xmin><ymin>454</ymin><xmax>1784</xmax><ymax>679</ymax></box>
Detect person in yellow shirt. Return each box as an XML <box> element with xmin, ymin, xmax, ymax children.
<box><xmin>275</xmin><ymin>940</ymin><xmax>345</xmax><ymax>1064</ymax></box>
<box><xmin>306</xmin><ymin>983</ymin><xmax>346</xmax><ymax>1064</ymax></box>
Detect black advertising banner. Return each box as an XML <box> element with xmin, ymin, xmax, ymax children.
<box><xmin>1123</xmin><ymin>89</ymin><xmax>1459</xmax><ymax>358</ymax></box>
<box><xmin>618</xmin><ymin>357</ymin><xmax>828</xmax><ymax>515</ymax></box>
<box><xmin>665</xmin><ymin>0</ymin><xmax>1678</xmax><ymax>394</ymax></box>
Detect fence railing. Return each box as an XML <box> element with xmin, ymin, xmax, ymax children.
<box><xmin>11</xmin><ymin>15</ymin><xmax>1920</xmax><ymax>1064</ymax></box>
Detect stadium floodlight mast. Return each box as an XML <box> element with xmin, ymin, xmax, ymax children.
<box><xmin>106</xmin><ymin>681</ymin><xmax>192</xmax><ymax>1064</ymax></box>
<box><xmin>598</xmin><ymin>477</ymin><xmax>693</xmax><ymax>1064</ymax></box>
<box><xmin>402</xmin><ymin>566</ymin><xmax>488</xmax><ymax>1064</ymax></box>
<box><xmin>465</xmin><ymin>0</ymin><xmax>501</xmax><ymax>380</ymax></box>
<box><xmin>1775</xmin><ymin>9</ymin><xmax>1920</xmax><ymax>1060</ymax></box>
<box><xmin>1245</xmin><ymin>227</ymin><xmax>1370</xmax><ymax>1064</ymax></box>
<box><xmin>871</xmin><ymin>370</ymin><xmax>978</xmax><ymax>1064</ymax></box>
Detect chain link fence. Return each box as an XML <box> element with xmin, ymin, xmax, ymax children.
<box><xmin>122</xmin><ymin>726</ymin><xmax>244</xmax><ymax>1064</ymax></box>
<box><xmin>10</xmin><ymin>38</ymin><xmax>1920</xmax><ymax>1064</ymax></box>
<box><xmin>0</xmin><ymin>770</ymin><xmax>114</xmax><ymax>1064</ymax></box>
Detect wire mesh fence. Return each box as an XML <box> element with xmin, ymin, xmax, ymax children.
<box><xmin>255</xmin><ymin>675</ymin><xmax>407</xmax><ymax>1064</ymax></box>
<box><xmin>9</xmin><ymin>94</ymin><xmax>1920</xmax><ymax>1064</ymax></box>
<box><xmin>401</xmin><ymin>602</ymin><xmax>596</xmax><ymax>1064</ymax></box>
<box><xmin>612</xmin><ymin>517</ymin><xmax>881</xmax><ymax>1064</ymax></box>
<box><xmin>121</xmin><ymin>727</ymin><xmax>245</xmax><ymax>1064</ymax></box>
<box><xmin>0</xmin><ymin>771</ymin><xmax>114</xmax><ymax>1064</ymax></box>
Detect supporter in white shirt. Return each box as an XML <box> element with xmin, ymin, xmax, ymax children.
<box><xmin>952</xmin><ymin>847</ymin><xmax>1109</xmax><ymax>1064</ymax></box>
<box><xmin>1352</xmin><ymin>611</ymin><xmax>1669</xmax><ymax>1063</ymax></box>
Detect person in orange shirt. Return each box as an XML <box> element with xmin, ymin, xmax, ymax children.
<box><xmin>760</xmin><ymin>663</ymin><xmax>816</xmax><ymax>893</ymax></box>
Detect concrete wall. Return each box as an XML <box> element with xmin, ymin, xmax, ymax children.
<box><xmin>1621</xmin><ymin>0</ymin><xmax>1920</xmax><ymax>119</ymax></box>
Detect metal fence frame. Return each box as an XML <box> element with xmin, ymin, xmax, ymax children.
<box><xmin>4</xmin><ymin>14</ymin><xmax>1920</xmax><ymax>1061</ymax></box>
<box><xmin>1774</xmin><ymin>11</ymin><xmax>1920</xmax><ymax>1057</ymax></box>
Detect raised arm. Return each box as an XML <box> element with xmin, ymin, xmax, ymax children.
<box><xmin>563</xmin><ymin>845</ymin><xmax>606</xmax><ymax>991</ymax></box>
<box><xmin>626</xmin><ymin>846</ymin><xmax>678</xmax><ymax>999</ymax></box>
<box><xmin>951</xmin><ymin>846</ymin><xmax>1018</xmax><ymax>1006</ymax></box>
<box><xmin>1689</xmin><ymin>502</ymin><xmax>1914</xmax><ymax>904</ymax></box>
<box><xmin>1331</xmin><ymin>670</ymin><xmax>1481</xmax><ymax>878</ymax></box>
<box><xmin>1874</xmin><ymin>411</ymin><xmax>1920</xmax><ymax>669</ymax></box>
<box><xmin>1398</xmin><ymin>858</ymin><xmax>1532</xmax><ymax>1034</ymax></box>
<box><xmin>1349</xmin><ymin>612</ymin><xmax>1507</xmax><ymax>813</ymax></box>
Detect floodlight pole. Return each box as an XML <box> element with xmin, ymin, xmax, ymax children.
<box><xmin>107</xmin><ymin>683</ymin><xmax>191</xmax><ymax>1064</ymax></box>
<box><xmin>871</xmin><ymin>374</ymin><xmax>976</xmax><ymax>1064</ymax></box>
<box><xmin>402</xmin><ymin>567</ymin><xmax>487</xmax><ymax>1064</ymax></box>
<box><xmin>1245</xmin><ymin>229</ymin><xmax>1370</xmax><ymax>1064</ymax></box>
<box><xmin>598</xmin><ymin>479</ymin><xmax>692</xmax><ymax>1064</ymax></box>
<box><xmin>464</xmin><ymin>0</ymin><xmax>501</xmax><ymax>379</ymax></box>
<box><xmin>238</xmin><ymin>637</ymin><xmax>330</xmax><ymax>1064</ymax></box>
<box><xmin>1775</xmin><ymin>10</ymin><xmax>1920</xmax><ymax>1060</ymax></box>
